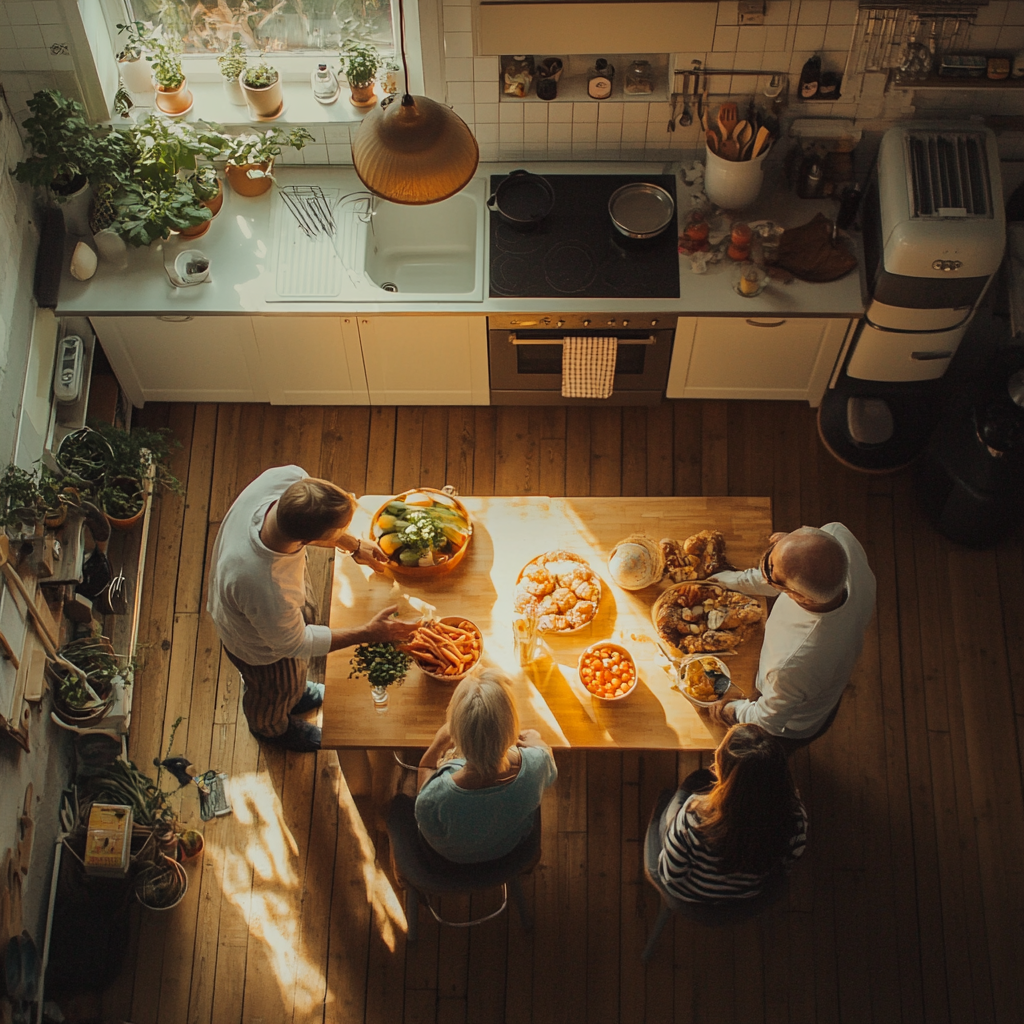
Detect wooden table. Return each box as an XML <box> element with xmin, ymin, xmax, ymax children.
<box><xmin>322</xmin><ymin>496</ymin><xmax>772</xmax><ymax>751</ymax></box>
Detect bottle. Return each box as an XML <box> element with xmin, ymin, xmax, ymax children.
<box><xmin>797</xmin><ymin>158</ymin><xmax>824</xmax><ymax>199</ymax></box>
<box><xmin>588</xmin><ymin>58</ymin><xmax>615</xmax><ymax>99</ymax></box>
<box><xmin>311</xmin><ymin>63</ymin><xmax>339</xmax><ymax>104</ymax></box>
<box><xmin>798</xmin><ymin>55</ymin><xmax>821</xmax><ymax>99</ymax></box>
<box><xmin>727</xmin><ymin>222</ymin><xmax>752</xmax><ymax>261</ymax></box>
<box><xmin>624</xmin><ymin>60</ymin><xmax>654</xmax><ymax>95</ymax></box>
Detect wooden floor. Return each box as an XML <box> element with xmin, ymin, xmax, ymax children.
<box><xmin>100</xmin><ymin>401</ymin><xmax>1024</xmax><ymax>1024</ymax></box>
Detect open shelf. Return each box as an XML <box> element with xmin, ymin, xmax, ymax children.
<box><xmin>499</xmin><ymin>53</ymin><xmax>670</xmax><ymax>105</ymax></box>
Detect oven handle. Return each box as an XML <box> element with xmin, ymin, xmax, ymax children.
<box><xmin>509</xmin><ymin>333</ymin><xmax>657</xmax><ymax>345</ymax></box>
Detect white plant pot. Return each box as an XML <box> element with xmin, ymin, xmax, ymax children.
<box><xmin>703</xmin><ymin>146</ymin><xmax>770</xmax><ymax>211</ymax></box>
<box><xmin>119</xmin><ymin>56</ymin><xmax>155</xmax><ymax>99</ymax></box>
<box><xmin>94</xmin><ymin>228</ymin><xmax>128</xmax><ymax>269</ymax></box>
<box><xmin>224</xmin><ymin>77</ymin><xmax>246</xmax><ymax>106</ymax></box>
<box><xmin>60</xmin><ymin>181</ymin><xmax>93</xmax><ymax>237</ymax></box>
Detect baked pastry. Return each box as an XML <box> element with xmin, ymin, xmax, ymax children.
<box><xmin>514</xmin><ymin>551</ymin><xmax>602</xmax><ymax>632</ymax></box>
<box><xmin>660</xmin><ymin>530</ymin><xmax>729</xmax><ymax>583</ymax></box>
<box><xmin>653</xmin><ymin>582</ymin><xmax>762</xmax><ymax>655</ymax></box>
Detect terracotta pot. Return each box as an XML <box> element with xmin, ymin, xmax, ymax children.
<box><xmin>349</xmin><ymin>82</ymin><xmax>377</xmax><ymax>108</ymax></box>
<box><xmin>178</xmin><ymin>829</ymin><xmax>205</xmax><ymax>860</ymax></box>
<box><xmin>155</xmin><ymin>77</ymin><xmax>193</xmax><ymax>115</ymax></box>
<box><xmin>225</xmin><ymin>161</ymin><xmax>274</xmax><ymax>197</ymax></box>
<box><xmin>103</xmin><ymin>478</ymin><xmax>145</xmax><ymax>531</ymax></box>
<box><xmin>240</xmin><ymin>70</ymin><xmax>283</xmax><ymax>119</ymax></box>
<box><xmin>179</xmin><ymin>179</ymin><xmax>223</xmax><ymax>239</ymax></box>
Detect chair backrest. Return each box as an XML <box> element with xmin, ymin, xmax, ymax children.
<box><xmin>643</xmin><ymin>789</ymin><xmax>788</xmax><ymax>926</ymax></box>
<box><xmin>387</xmin><ymin>794</ymin><xmax>541</xmax><ymax>896</ymax></box>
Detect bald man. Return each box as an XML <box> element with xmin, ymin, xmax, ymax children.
<box><xmin>706</xmin><ymin>524</ymin><xmax>876</xmax><ymax>741</ymax></box>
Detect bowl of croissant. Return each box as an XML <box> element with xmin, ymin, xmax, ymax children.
<box><xmin>652</xmin><ymin>581</ymin><xmax>763</xmax><ymax>658</ymax></box>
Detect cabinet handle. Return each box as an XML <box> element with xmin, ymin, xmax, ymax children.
<box><xmin>158</xmin><ymin>315</ymin><xmax>194</xmax><ymax>323</ymax></box>
<box><xmin>745</xmin><ymin>319</ymin><xmax>786</xmax><ymax>328</ymax></box>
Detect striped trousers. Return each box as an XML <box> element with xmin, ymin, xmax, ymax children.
<box><xmin>223</xmin><ymin>561</ymin><xmax>320</xmax><ymax>739</ymax></box>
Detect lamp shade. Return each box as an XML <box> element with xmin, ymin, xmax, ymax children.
<box><xmin>351</xmin><ymin>94</ymin><xmax>480</xmax><ymax>205</ymax></box>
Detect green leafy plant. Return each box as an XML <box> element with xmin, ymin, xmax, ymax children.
<box><xmin>220</xmin><ymin>128</ymin><xmax>314</xmax><ymax>169</ymax></box>
<box><xmin>131</xmin><ymin>115</ymin><xmax>225</xmax><ymax>184</ymax></box>
<box><xmin>55</xmin><ymin>427</ymin><xmax>112</xmax><ymax>485</ymax></box>
<box><xmin>218</xmin><ymin>37</ymin><xmax>248</xmax><ymax>81</ymax></box>
<box><xmin>53</xmin><ymin>636</ymin><xmax>130</xmax><ymax>710</ymax></box>
<box><xmin>190</xmin><ymin>165</ymin><xmax>220</xmax><ymax>202</ymax></box>
<box><xmin>80</xmin><ymin>756</ymin><xmax>175</xmax><ymax>827</ymax></box>
<box><xmin>92</xmin><ymin>421</ymin><xmax>184</xmax><ymax>496</ymax></box>
<box><xmin>148</xmin><ymin>36</ymin><xmax>185</xmax><ymax>90</ymax></box>
<box><xmin>97</xmin><ymin>481</ymin><xmax>145</xmax><ymax>520</ymax></box>
<box><xmin>111</xmin><ymin>179</ymin><xmax>210</xmax><ymax>246</ymax></box>
<box><xmin>0</xmin><ymin>464</ymin><xmax>77</xmax><ymax>529</ymax></box>
<box><xmin>341</xmin><ymin>41</ymin><xmax>383</xmax><ymax>88</ymax></box>
<box><xmin>348</xmin><ymin>643</ymin><xmax>411</xmax><ymax>687</ymax></box>
<box><xmin>115</xmin><ymin>20</ymin><xmax>154</xmax><ymax>62</ymax></box>
<box><xmin>242</xmin><ymin>62</ymin><xmax>278</xmax><ymax>89</ymax></box>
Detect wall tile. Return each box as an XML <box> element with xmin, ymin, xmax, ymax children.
<box><xmin>499</xmin><ymin>102</ymin><xmax>523</xmax><ymax>122</ymax></box>
<box><xmin>736</xmin><ymin>26</ymin><xmax>766</xmax><ymax>52</ymax></box>
<box><xmin>7</xmin><ymin>4</ymin><xmax>36</xmax><ymax>26</ymax></box>
<box><xmin>646</xmin><ymin>122</ymin><xmax>669</xmax><ymax>144</ymax></box>
<box><xmin>523</xmin><ymin>122</ymin><xmax>547</xmax><ymax>142</ymax></box>
<box><xmin>0</xmin><ymin>50</ymin><xmax>25</xmax><ymax>72</ymax></box>
<box><xmin>999</xmin><ymin>26</ymin><xmax>1024</xmax><ymax>48</ymax></box>
<box><xmin>765</xmin><ymin>1</ymin><xmax>791</xmax><ymax>26</ymax></box>
<box><xmin>547</xmin><ymin>122</ymin><xmax>572</xmax><ymax>143</ymax></box>
<box><xmin>798</xmin><ymin>1</ymin><xmax>831</xmax><ymax>25</ymax></box>
<box><xmin>444</xmin><ymin>33</ymin><xmax>474</xmax><ymax>59</ymax></box>
<box><xmin>443</xmin><ymin>6</ymin><xmax>472</xmax><ymax>33</ymax></box>
<box><xmin>475</xmin><ymin>122</ymin><xmax>498</xmax><ymax>143</ymax></box>
<box><xmin>473</xmin><ymin>81</ymin><xmax>495</xmax><ymax>103</ymax></box>
<box><xmin>22</xmin><ymin>48</ymin><xmax>51</xmax><ymax>71</ymax></box>
<box><xmin>708</xmin><ymin>51</ymin><xmax>736</xmax><ymax>70</ymax></box>
<box><xmin>523</xmin><ymin>103</ymin><xmax>548</xmax><ymax>123</ymax></box>
<box><xmin>478</xmin><ymin>143</ymin><xmax>498</xmax><ymax>160</ymax></box>
<box><xmin>713</xmin><ymin>25</ymin><xmax>738</xmax><ymax>52</ymax></box>
<box><xmin>572</xmin><ymin>121</ymin><xmax>597</xmax><ymax>143</ymax></box>
<box><xmin>447</xmin><ymin>80</ymin><xmax>474</xmax><ymax>104</ymax></box>
<box><xmin>499</xmin><ymin>122</ymin><xmax>523</xmax><ymax>144</ymax></box>
<box><xmin>546</xmin><ymin>144</ymin><xmax>571</xmax><ymax>158</ymax></box>
<box><xmin>474</xmin><ymin>56</ymin><xmax>497</xmax><ymax>80</ymax></box>
<box><xmin>794</xmin><ymin>25</ymin><xmax>826</xmax><ymax>51</ymax></box>
<box><xmin>0</xmin><ymin>6</ymin><xmax>9</xmax><ymax>25</ymax></box>
<box><xmin>788</xmin><ymin>50</ymin><xmax>814</xmax><ymax>76</ymax></box>
<box><xmin>33</xmin><ymin>1</ymin><xmax>61</xmax><ymax>23</ymax></box>
<box><xmin>572</xmin><ymin>102</ymin><xmax>598</xmax><ymax>122</ymax></box>
<box><xmin>326</xmin><ymin>143</ymin><xmax>350</xmax><ymax>163</ymax></box>
<box><xmin>302</xmin><ymin>143</ymin><xmax>327</xmax><ymax>163</ymax></box>
<box><xmin>823</xmin><ymin>24</ymin><xmax>853</xmax><ymax>51</ymax></box>
<box><xmin>596</xmin><ymin>122</ymin><xmax>621</xmax><ymax>143</ymax></box>
<box><xmin>620</xmin><ymin>122</ymin><xmax>648</xmax><ymax>143</ymax></box>
<box><xmin>12</xmin><ymin>25</ymin><xmax>44</xmax><ymax>48</ymax></box>
<box><xmin>521</xmin><ymin>144</ymin><xmax>546</xmax><ymax>157</ymax></box>
<box><xmin>323</xmin><ymin>124</ymin><xmax>350</xmax><ymax>143</ymax></box>
<box><xmin>598</xmin><ymin>101</ymin><xmax>623</xmax><ymax>122</ymax></box>
<box><xmin>621</xmin><ymin>102</ymin><xmax>649</xmax><ymax>123</ymax></box>
<box><xmin>967</xmin><ymin>26</ymin><xmax>1001</xmax><ymax>49</ymax></box>
<box><xmin>499</xmin><ymin>146</ymin><xmax>524</xmax><ymax>160</ymax></box>
<box><xmin>975</xmin><ymin>2</ymin><xmax>1008</xmax><ymax>27</ymax></box>
<box><xmin>476</xmin><ymin>103</ymin><xmax>498</xmax><ymax>123</ymax></box>
<box><xmin>451</xmin><ymin>102</ymin><xmax>475</xmax><ymax>124</ymax></box>
<box><xmin>717</xmin><ymin>1</ymin><xmax>738</xmax><ymax>25</ymax></box>
<box><xmin>764</xmin><ymin>26</ymin><xmax>788</xmax><ymax>52</ymax></box>
<box><xmin>828</xmin><ymin>1</ymin><xmax>858</xmax><ymax>27</ymax></box>
<box><xmin>445</xmin><ymin>57</ymin><xmax>473</xmax><ymax>81</ymax></box>
<box><xmin>548</xmin><ymin>103</ymin><xmax>573</xmax><ymax>122</ymax></box>
<box><xmin>39</xmin><ymin>23</ymin><xmax>66</xmax><ymax>47</ymax></box>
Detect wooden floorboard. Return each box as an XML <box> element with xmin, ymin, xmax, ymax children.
<box><xmin>99</xmin><ymin>399</ymin><xmax>1024</xmax><ymax>1024</ymax></box>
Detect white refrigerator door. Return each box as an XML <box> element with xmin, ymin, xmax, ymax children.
<box><xmin>846</xmin><ymin>319</ymin><xmax>969</xmax><ymax>382</ymax></box>
<box><xmin>865</xmin><ymin>297</ymin><xmax>973</xmax><ymax>332</ymax></box>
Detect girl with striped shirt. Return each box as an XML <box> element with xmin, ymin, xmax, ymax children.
<box><xmin>658</xmin><ymin>724</ymin><xmax>807</xmax><ymax>903</ymax></box>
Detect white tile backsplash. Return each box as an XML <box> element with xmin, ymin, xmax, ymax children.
<box><xmin>798</xmin><ymin>1</ymin><xmax>831</xmax><ymax>26</ymax></box>
<box><xmin>571</xmin><ymin>102</ymin><xmax>598</xmax><ymax>123</ymax></box>
<box><xmin>33</xmin><ymin>1</ymin><xmax>62</xmax><ymax>24</ymax></box>
<box><xmin>793</xmin><ymin>25</ymin><xmax>826</xmax><ymax>51</ymax></box>
<box><xmin>11</xmin><ymin>25</ymin><xmax>44</xmax><ymax>48</ymax></box>
<box><xmin>443</xmin><ymin>6</ymin><xmax>472</xmax><ymax>33</ymax></box>
<box><xmin>7</xmin><ymin>4</ymin><xmax>36</xmax><ymax>26</ymax></box>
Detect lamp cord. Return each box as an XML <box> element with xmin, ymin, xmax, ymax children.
<box><xmin>398</xmin><ymin>0</ymin><xmax>412</xmax><ymax>103</ymax></box>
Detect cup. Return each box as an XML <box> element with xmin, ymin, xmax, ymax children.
<box><xmin>703</xmin><ymin>144</ymin><xmax>770</xmax><ymax>211</ymax></box>
<box><xmin>537</xmin><ymin>77</ymin><xmax>558</xmax><ymax>101</ymax></box>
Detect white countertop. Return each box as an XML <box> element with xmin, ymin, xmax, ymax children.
<box><xmin>56</xmin><ymin>162</ymin><xmax>866</xmax><ymax>319</ymax></box>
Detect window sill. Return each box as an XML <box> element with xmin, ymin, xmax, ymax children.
<box><xmin>143</xmin><ymin>79</ymin><xmax>386</xmax><ymax>127</ymax></box>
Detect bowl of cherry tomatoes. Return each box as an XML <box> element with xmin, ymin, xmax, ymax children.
<box><xmin>578</xmin><ymin>641</ymin><xmax>637</xmax><ymax>702</ymax></box>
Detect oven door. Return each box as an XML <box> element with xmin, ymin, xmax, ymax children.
<box><xmin>489</xmin><ymin>326</ymin><xmax>675</xmax><ymax>405</ymax></box>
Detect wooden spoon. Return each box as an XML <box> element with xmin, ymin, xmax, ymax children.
<box><xmin>719</xmin><ymin>137</ymin><xmax>741</xmax><ymax>161</ymax></box>
<box><xmin>717</xmin><ymin>101</ymin><xmax>738</xmax><ymax>142</ymax></box>
<box><xmin>750</xmin><ymin>125</ymin><xmax>771</xmax><ymax>159</ymax></box>
<box><xmin>734</xmin><ymin>120</ymin><xmax>752</xmax><ymax>157</ymax></box>
<box><xmin>705</xmin><ymin>129</ymin><xmax>719</xmax><ymax>155</ymax></box>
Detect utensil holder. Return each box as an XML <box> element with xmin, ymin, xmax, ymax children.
<box><xmin>704</xmin><ymin>145</ymin><xmax>770</xmax><ymax>211</ymax></box>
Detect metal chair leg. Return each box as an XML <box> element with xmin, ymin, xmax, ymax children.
<box><xmin>509</xmin><ymin>875</ymin><xmax>532</xmax><ymax>933</ymax></box>
<box><xmin>641</xmin><ymin>902</ymin><xmax>673</xmax><ymax>963</ymax></box>
<box><xmin>406</xmin><ymin>887</ymin><xmax>419</xmax><ymax>943</ymax></box>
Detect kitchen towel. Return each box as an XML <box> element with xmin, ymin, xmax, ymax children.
<box><xmin>561</xmin><ymin>336</ymin><xmax>618</xmax><ymax>399</ymax></box>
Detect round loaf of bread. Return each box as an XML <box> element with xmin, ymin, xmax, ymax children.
<box><xmin>608</xmin><ymin>534</ymin><xmax>664</xmax><ymax>590</ymax></box>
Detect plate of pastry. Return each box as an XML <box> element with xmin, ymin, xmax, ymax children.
<box><xmin>652</xmin><ymin>580</ymin><xmax>763</xmax><ymax>656</ymax></box>
<box><xmin>513</xmin><ymin>550</ymin><xmax>602</xmax><ymax>633</ymax></box>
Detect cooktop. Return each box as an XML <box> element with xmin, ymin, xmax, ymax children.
<box><xmin>488</xmin><ymin>174</ymin><xmax>680</xmax><ymax>299</ymax></box>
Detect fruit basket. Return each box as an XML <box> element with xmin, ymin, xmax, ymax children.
<box><xmin>370</xmin><ymin>488</ymin><xmax>473</xmax><ymax>578</ymax></box>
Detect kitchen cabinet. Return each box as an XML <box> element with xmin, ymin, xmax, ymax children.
<box><xmin>357</xmin><ymin>316</ymin><xmax>490</xmax><ymax>405</ymax></box>
<box><xmin>90</xmin><ymin>316</ymin><xmax>266</xmax><ymax>407</ymax></box>
<box><xmin>251</xmin><ymin>316</ymin><xmax>368</xmax><ymax>405</ymax></box>
<box><xmin>666</xmin><ymin>316</ymin><xmax>856</xmax><ymax>406</ymax></box>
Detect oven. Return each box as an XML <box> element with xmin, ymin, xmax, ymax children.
<box><xmin>489</xmin><ymin>313</ymin><xmax>676</xmax><ymax>405</ymax></box>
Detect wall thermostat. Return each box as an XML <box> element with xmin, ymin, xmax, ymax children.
<box><xmin>54</xmin><ymin>335</ymin><xmax>84</xmax><ymax>403</ymax></box>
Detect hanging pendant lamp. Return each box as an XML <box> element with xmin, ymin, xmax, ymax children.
<box><xmin>350</xmin><ymin>0</ymin><xmax>479</xmax><ymax>205</ymax></box>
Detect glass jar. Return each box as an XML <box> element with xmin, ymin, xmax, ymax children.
<box><xmin>588</xmin><ymin>58</ymin><xmax>615</xmax><ymax>99</ymax></box>
<box><xmin>503</xmin><ymin>55</ymin><xmax>535</xmax><ymax>98</ymax></box>
<box><xmin>624</xmin><ymin>60</ymin><xmax>655</xmax><ymax>95</ymax></box>
<box><xmin>311</xmin><ymin>63</ymin><xmax>339</xmax><ymax>104</ymax></box>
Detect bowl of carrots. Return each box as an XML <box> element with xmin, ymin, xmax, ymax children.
<box><xmin>578</xmin><ymin>641</ymin><xmax>637</xmax><ymax>702</ymax></box>
<box><xmin>400</xmin><ymin>617</ymin><xmax>483</xmax><ymax>683</ymax></box>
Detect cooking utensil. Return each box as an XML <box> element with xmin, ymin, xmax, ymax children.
<box><xmin>705</xmin><ymin>129</ymin><xmax>720</xmax><ymax>154</ymax></box>
<box><xmin>667</xmin><ymin>91</ymin><xmax>678</xmax><ymax>132</ymax></box>
<box><xmin>717</xmin><ymin>101</ymin><xmax>738</xmax><ymax>141</ymax></box>
<box><xmin>608</xmin><ymin>182</ymin><xmax>676</xmax><ymax>239</ymax></box>
<box><xmin>486</xmin><ymin>169</ymin><xmax>555</xmax><ymax>228</ymax></box>
<box><xmin>678</xmin><ymin>72</ymin><xmax>692</xmax><ymax>128</ymax></box>
<box><xmin>735</xmin><ymin>120</ymin><xmax>752</xmax><ymax>156</ymax></box>
<box><xmin>751</xmin><ymin>125</ymin><xmax>771</xmax><ymax>159</ymax></box>
<box><xmin>699</xmin><ymin>74</ymin><xmax>707</xmax><ymax>130</ymax></box>
<box><xmin>720</xmin><ymin>137</ymin><xmax>741</xmax><ymax>161</ymax></box>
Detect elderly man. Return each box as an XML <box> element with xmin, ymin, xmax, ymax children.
<box><xmin>706</xmin><ymin>524</ymin><xmax>876</xmax><ymax>743</ymax></box>
<box><xmin>208</xmin><ymin>465</ymin><xmax>416</xmax><ymax>752</ymax></box>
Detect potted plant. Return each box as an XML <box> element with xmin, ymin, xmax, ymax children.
<box><xmin>341</xmin><ymin>42</ymin><xmax>383</xmax><ymax>107</ymax></box>
<box><xmin>348</xmin><ymin>642</ymin><xmax>411</xmax><ymax>708</ymax></box>
<box><xmin>0</xmin><ymin>465</ymin><xmax>78</xmax><ymax>537</ymax></box>
<box><xmin>218</xmin><ymin>37</ymin><xmax>248</xmax><ymax>106</ymax></box>
<box><xmin>54</xmin><ymin>426</ymin><xmax>113</xmax><ymax>487</ymax></box>
<box><xmin>179</xmin><ymin>166</ymin><xmax>223</xmax><ymax>239</ymax></box>
<box><xmin>115</xmin><ymin>20</ymin><xmax>156</xmax><ymax>100</ymax></box>
<box><xmin>110</xmin><ymin>179</ymin><xmax>211</xmax><ymax>247</ymax></box>
<box><xmin>220</xmin><ymin>128</ymin><xmax>314</xmax><ymax>196</ymax></box>
<box><xmin>48</xmin><ymin>636</ymin><xmax>126</xmax><ymax>727</ymax></box>
<box><xmin>149</xmin><ymin>36</ymin><xmax>192</xmax><ymax>116</ymax></box>
<box><xmin>239</xmin><ymin>62</ymin><xmax>283</xmax><ymax>120</ymax></box>
<box><xmin>135</xmin><ymin>854</ymin><xmax>188</xmax><ymax>910</ymax></box>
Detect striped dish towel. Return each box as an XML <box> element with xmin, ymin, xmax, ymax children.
<box><xmin>561</xmin><ymin>336</ymin><xmax>618</xmax><ymax>399</ymax></box>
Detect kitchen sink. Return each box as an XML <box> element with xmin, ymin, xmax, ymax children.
<box><xmin>363</xmin><ymin>191</ymin><xmax>481</xmax><ymax>297</ymax></box>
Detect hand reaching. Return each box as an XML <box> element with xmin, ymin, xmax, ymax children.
<box><xmin>350</xmin><ymin>538</ymin><xmax>390</xmax><ymax>573</ymax></box>
<box><xmin>365</xmin><ymin>604</ymin><xmax>418</xmax><ymax>642</ymax></box>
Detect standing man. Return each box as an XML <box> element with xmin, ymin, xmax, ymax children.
<box><xmin>706</xmin><ymin>524</ymin><xmax>876</xmax><ymax>745</ymax></box>
<box><xmin>208</xmin><ymin>465</ymin><xmax>416</xmax><ymax>752</ymax></box>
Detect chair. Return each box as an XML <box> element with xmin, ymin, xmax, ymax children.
<box><xmin>640</xmin><ymin>789</ymin><xmax>787</xmax><ymax>963</ymax></box>
<box><xmin>386</xmin><ymin>794</ymin><xmax>540</xmax><ymax>943</ymax></box>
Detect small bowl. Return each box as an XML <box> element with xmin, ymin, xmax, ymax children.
<box><xmin>370</xmin><ymin>488</ymin><xmax>473</xmax><ymax>579</ymax></box>
<box><xmin>678</xmin><ymin>655</ymin><xmax>731</xmax><ymax>708</ymax></box>
<box><xmin>412</xmin><ymin>616</ymin><xmax>483</xmax><ymax>684</ymax></box>
<box><xmin>578</xmin><ymin>641</ymin><xmax>637</xmax><ymax>702</ymax></box>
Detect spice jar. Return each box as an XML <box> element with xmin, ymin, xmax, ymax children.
<box><xmin>624</xmin><ymin>60</ymin><xmax>655</xmax><ymax>95</ymax></box>
<box><xmin>503</xmin><ymin>55</ymin><xmax>535</xmax><ymax>98</ymax></box>
<box><xmin>680</xmin><ymin>211</ymin><xmax>710</xmax><ymax>252</ymax></box>
<box><xmin>588</xmin><ymin>58</ymin><xmax>615</xmax><ymax>99</ymax></box>
<box><xmin>727</xmin><ymin>221</ymin><xmax>752</xmax><ymax>261</ymax></box>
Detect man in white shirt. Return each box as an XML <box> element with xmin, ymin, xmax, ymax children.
<box><xmin>706</xmin><ymin>523</ymin><xmax>876</xmax><ymax>744</ymax></box>
<box><xmin>208</xmin><ymin>465</ymin><xmax>416</xmax><ymax>752</ymax></box>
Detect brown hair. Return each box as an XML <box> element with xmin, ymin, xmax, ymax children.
<box><xmin>276</xmin><ymin>477</ymin><xmax>355</xmax><ymax>543</ymax></box>
<box><xmin>692</xmin><ymin>724</ymin><xmax>800</xmax><ymax>875</ymax></box>
<box><xmin>447</xmin><ymin>670</ymin><xmax>519</xmax><ymax>777</ymax></box>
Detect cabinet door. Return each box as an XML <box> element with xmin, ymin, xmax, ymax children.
<box><xmin>251</xmin><ymin>316</ymin><xmax>369</xmax><ymax>405</ymax></box>
<box><xmin>89</xmin><ymin>316</ymin><xmax>265</xmax><ymax>406</ymax></box>
<box><xmin>358</xmin><ymin>316</ymin><xmax>490</xmax><ymax>405</ymax></box>
<box><xmin>667</xmin><ymin>316</ymin><xmax>853</xmax><ymax>406</ymax></box>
